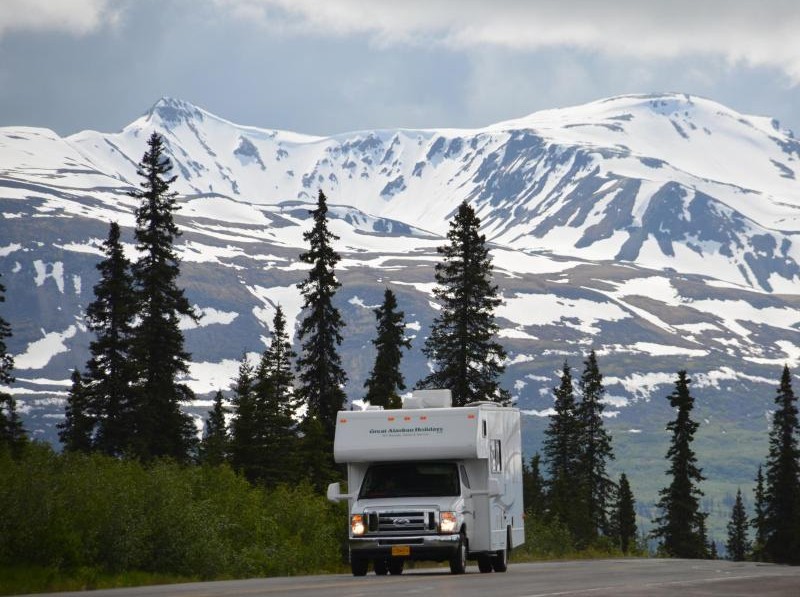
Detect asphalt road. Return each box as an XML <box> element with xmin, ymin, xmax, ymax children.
<box><xmin>24</xmin><ymin>559</ymin><xmax>800</xmax><ymax>597</ymax></box>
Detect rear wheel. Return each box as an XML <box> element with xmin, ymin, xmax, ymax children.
<box><xmin>388</xmin><ymin>558</ymin><xmax>404</xmax><ymax>575</ymax></box>
<box><xmin>449</xmin><ymin>532</ymin><xmax>467</xmax><ymax>574</ymax></box>
<box><xmin>351</xmin><ymin>557</ymin><xmax>368</xmax><ymax>577</ymax></box>
<box><xmin>374</xmin><ymin>558</ymin><xmax>388</xmax><ymax>576</ymax></box>
<box><xmin>477</xmin><ymin>555</ymin><xmax>493</xmax><ymax>573</ymax></box>
<box><xmin>492</xmin><ymin>548</ymin><xmax>507</xmax><ymax>572</ymax></box>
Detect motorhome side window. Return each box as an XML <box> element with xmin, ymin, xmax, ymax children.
<box><xmin>490</xmin><ymin>439</ymin><xmax>502</xmax><ymax>473</ymax></box>
<box><xmin>359</xmin><ymin>462</ymin><xmax>460</xmax><ymax>499</ymax></box>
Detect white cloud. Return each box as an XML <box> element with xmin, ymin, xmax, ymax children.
<box><xmin>0</xmin><ymin>0</ymin><xmax>119</xmax><ymax>37</ymax></box>
<box><xmin>215</xmin><ymin>0</ymin><xmax>800</xmax><ymax>82</ymax></box>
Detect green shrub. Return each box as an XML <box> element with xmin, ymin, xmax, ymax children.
<box><xmin>0</xmin><ymin>444</ymin><xmax>345</xmax><ymax>581</ymax></box>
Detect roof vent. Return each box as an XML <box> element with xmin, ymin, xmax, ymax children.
<box><xmin>403</xmin><ymin>389</ymin><xmax>452</xmax><ymax>409</ymax></box>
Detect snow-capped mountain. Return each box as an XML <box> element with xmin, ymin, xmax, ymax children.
<box><xmin>2</xmin><ymin>93</ymin><xmax>800</xmax><ymax>531</ymax></box>
<box><xmin>9</xmin><ymin>93</ymin><xmax>798</xmax><ymax>291</ymax></box>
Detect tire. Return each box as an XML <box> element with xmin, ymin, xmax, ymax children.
<box><xmin>492</xmin><ymin>548</ymin><xmax>508</xmax><ymax>573</ymax></box>
<box><xmin>449</xmin><ymin>532</ymin><xmax>467</xmax><ymax>574</ymax></box>
<box><xmin>477</xmin><ymin>555</ymin><xmax>493</xmax><ymax>573</ymax></box>
<box><xmin>351</xmin><ymin>557</ymin><xmax>368</xmax><ymax>576</ymax></box>
<box><xmin>374</xmin><ymin>558</ymin><xmax>388</xmax><ymax>576</ymax></box>
<box><xmin>388</xmin><ymin>558</ymin><xmax>404</xmax><ymax>575</ymax></box>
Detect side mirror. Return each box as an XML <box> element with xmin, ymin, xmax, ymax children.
<box><xmin>327</xmin><ymin>482</ymin><xmax>347</xmax><ymax>503</ymax></box>
<box><xmin>488</xmin><ymin>478</ymin><xmax>502</xmax><ymax>497</ymax></box>
<box><xmin>327</xmin><ymin>482</ymin><xmax>342</xmax><ymax>502</ymax></box>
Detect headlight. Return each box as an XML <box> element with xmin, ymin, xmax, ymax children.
<box><xmin>351</xmin><ymin>514</ymin><xmax>366</xmax><ymax>536</ymax></box>
<box><xmin>439</xmin><ymin>511</ymin><xmax>457</xmax><ymax>533</ymax></box>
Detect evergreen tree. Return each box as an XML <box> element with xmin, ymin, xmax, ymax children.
<box><xmin>296</xmin><ymin>416</ymin><xmax>337</xmax><ymax>492</ymax></box>
<box><xmin>199</xmin><ymin>390</ymin><xmax>229</xmax><ymax>466</ymax></box>
<box><xmin>58</xmin><ymin>369</ymin><xmax>95</xmax><ymax>453</ymax></box>
<box><xmin>417</xmin><ymin>201</ymin><xmax>508</xmax><ymax>406</ymax></box>
<box><xmin>128</xmin><ymin>132</ymin><xmax>198</xmax><ymax>461</ymax></box>
<box><xmin>543</xmin><ymin>362</ymin><xmax>581</xmax><ymax>479</ymax></box>
<box><xmin>522</xmin><ymin>453</ymin><xmax>546</xmax><ymax>520</ymax></box>
<box><xmin>296</xmin><ymin>190</ymin><xmax>347</xmax><ymax>442</ymax></box>
<box><xmin>0</xmin><ymin>274</ymin><xmax>12</xmax><ymax>389</ymax></box>
<box><xmin>726</xmin><ymin>488</ymin><xmax>750</xmax><ymax>561</ymax></box>
<box><xmin>542</xmin><ymin>362</ymin><xmax>589</xmax><ymax>541</ymax></box>
<box><xmin>652</xmin><ymin>370</ymin><xmax>708</xmax><ymax>559</ymax></box>
<box><xmin>259</xmin><ymin>306</ymin><xmax>296</xmax><ymax>413</ymax></box>
<box><xmin>708</xmin><ymin>538</ymin><xmax>718</xmax><ymax>560</ymax></box>
<box><xmin>364</xmin><ymin>288</ymin><xmax>411</xmax><ymax>409</ymax></box>
<box><xmin>85</xmin><ymin>221</ymin><xmax>136</xmax><ymax>456</ymax></box>
<box><xmin>576</xmin><ymin>350</ymin><xmax>615</xmax><ymax>539</ymax></box>
<box><xmin>0</xmin><ymin>274</ymin><xmax>26</xmax><ymax>453</ymax></box>
<box><xmin>751</xmin><ymin>465</ymin><xmax>768</xmax><ymax>561</ymax></box>
<box><xmin>0</xmin><ymin>394</ymin><xmax>26</xmax><ymax>454</ymax></box>
<box><xmin>763</xmin><ymin>365</ymin><xmax>800</xmax><ymax>565</ymax></box>
<box><xmin>615</xmin><ymin>472</ymin><xmax>637</xmax><ymax>554</ymax></box>
<box><xmin>229</xmin><ymin>354</ymin><xmax>259</xmax><ymax>482</ymax></box>
<box><xmin>698</xmin><ymin>515</ymin><xmax>712</xmax><ymax>559</ymax></box>
<box><xmin>252</xmin><ymin>307</ymin><xmax>299</xmax><ymax>486</ymax></box>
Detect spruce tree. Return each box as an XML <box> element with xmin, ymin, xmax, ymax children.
<box><xmin>229</xmin><ymin>354</ymin><xmax>259</xmax><ymax>482</ymax></box>
<box><xmin>259</xmin><ymin>306</ymin><xmax>296</xmax><ymax>414</ymax></box>
<box><xmin>128</xmin><ymin>132</ymin><xmax>198</xmax><ymax>461</ymax></box>
<box><xmin>576</xmin><ymin>350</ymin><xmax>615</xmax><ymax>539</ymax></box>
<box><xmin>522</xmin><ymin>453</ymin><xmax>546</xmax><ymax>521</ymax></box>
<box><xmin>615</xmin><ymin>472</ymin><xmax>637</xmax><ymax>554</ymax></box>
<box><xmin>0</xmin><ymin>394</ymin><xmax>26</xmax><ymax>454</ymax></box>
<box><xmin>542</xmin><ymin>362</ymin><xmax>589</xmax><ymax>540</ymax></box>
<box><xmin>0</xmin><ymin>274</ymin><xmax>12</xmax><ymax>390</ymax></box>
<box><xmin>417</xmin><ymin>201</ymin><xmax>507</xmax><ymax>406</ymax></box>
<box><xmin>85</xmin><ymin>221</ymin><xmax>136</xmax><ymax>456</ymax></box>
<box><xmin>726</xmin><ymin>489</ymin><xmax>750</xmax><ymax>561</ymax></box>
<box><xmin>708</xmin><ymin>537</ymin><xmax>717</xmax><ymax>560</ymax></box>
<box><xmin>252</xmin><ymin>306</ymin><xmax>298</xmax><ymax>486</ymax></box>
<box><xmin>543</xmin><ymin>362</ymin><xmax>581</xmax><ymax>479</ymax></box>
<box><xmin>763</xmin><ymin>365</ymin><xmax>800</xmax><ymax>565</ymax></box>
<box><xmin>296</xmin><ymin>416</ymin><xmax>337</xmax><ymax>492</ymax></box>
<box><xmin>58</xmin><ymin>369</ymin><xmax>95</xmax><ymax>453</ymax></box>
<box><xmin>652</xmin><ymin>370</ymin><xmax>708</xmax><ymax>559</ymax></box>
<box><xmin>199</xmin><ymin>390</ymin><xmax>229</xmax><ymax>466</ymax></box>
<box><xmin>0</xmin><ymin>275</ymin><xmax>26</xmax><ymax>453</ymax></box>
<box><xmin>751</xmin><ymin>465</ymin><xmax>767</xmax><ymax>561</ymax></box>
<box><xmin>296</xmin><ymin>190</ymin><xmax>347</xmax><ymax>442</ymax></box>
<box><xmin>364</xmin><ymin>288</ymin><xmax>411</xmax><ymax>409</ymax></box>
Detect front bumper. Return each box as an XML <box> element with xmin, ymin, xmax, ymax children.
<box><xmin>349</xmin><ymin>533</ymin><xmax>461</xmax><ymax>562</ymax></box>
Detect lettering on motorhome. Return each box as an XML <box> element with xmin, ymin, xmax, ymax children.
<box><xmin>369</xmin><ymin>426</ymin><xmax>444</xmax><ymax>435</ymax></box>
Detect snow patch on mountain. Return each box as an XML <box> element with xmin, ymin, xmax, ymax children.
<box><xmin>497</xmin><ymin>293</ymin><xmax>630</xmax><ymax>333</ymax></box>
<box><xmin>14</xmin><ymin>326</ymin><xmax>78</xmax><ymax>370</ymax></box>
<box><xmin>33</xmin><ymin>260</ymin><xmax>65</xmax><ymax>292</ymax></box>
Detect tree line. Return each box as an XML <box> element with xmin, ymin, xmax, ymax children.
<box><xmin>1</xmin><ymin>131</ymin><xmax>799</xmax><ymax>567</ymax></box>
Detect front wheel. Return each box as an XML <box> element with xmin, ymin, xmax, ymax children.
<box><xmin>374</xmin><ymin>558</ymin><xmax>388</xmax><ymax>575</ymax></box>
<box><xmin>388</xmin><ymin>558</ymin><xmax>404</xmax><ymax>575</ymax></box>
<box><xmin>449</xmin><ymin>532</ymin><xmax>467</xmax><ymax>574</ymax></box>
<box><xmin>351</xmin><ymin>557</ymin><xmax>368</xmax><ymax>576</ymax></box>
<box><xmin>492</xmin><ymin>548</ymin><xmax>508</xmax><ymax>572</ymax></box>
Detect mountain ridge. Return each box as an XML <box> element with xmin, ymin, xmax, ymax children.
<box><xmin>5</xmin><ymin>92</ymin><xmax>796</xmax><ymax>292</ymax></box>
<box><xmin>2</xmin><ymin>94</ymin><xmax>800</xmax><ymax>535</ymax></box>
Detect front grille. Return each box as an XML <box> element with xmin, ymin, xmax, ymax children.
<box><xmin>364</xmin><ymin>509</ymin><xmax>437</xmax><ymax>535</ymax></box>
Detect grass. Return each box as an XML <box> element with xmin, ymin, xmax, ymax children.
<box><xmin>0</xmin><ymin>566</ymin><xmax>198</xmax><ymax>596</ymax></box>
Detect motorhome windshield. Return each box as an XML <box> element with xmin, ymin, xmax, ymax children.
<box><xmin>359</xmin><ymin>462</ymin><xmax>460</xmax><ymax>499</ymax></box>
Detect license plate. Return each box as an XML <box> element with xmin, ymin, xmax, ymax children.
<box><xmin>391</xmin><ymin>545</ymin><xmax>410</xmax><ymax>556</ymax></box>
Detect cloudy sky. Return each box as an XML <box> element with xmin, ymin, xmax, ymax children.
<box><xmin>3</xmin><ymin>0</ymin><xmax>800</xmax><ymax>136</ymax></box>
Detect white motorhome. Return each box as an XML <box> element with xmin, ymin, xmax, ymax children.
<box><xmin>327</xmin><ymin>390</ymin><xmax>524</xmax><ymax>576</ymax></box>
